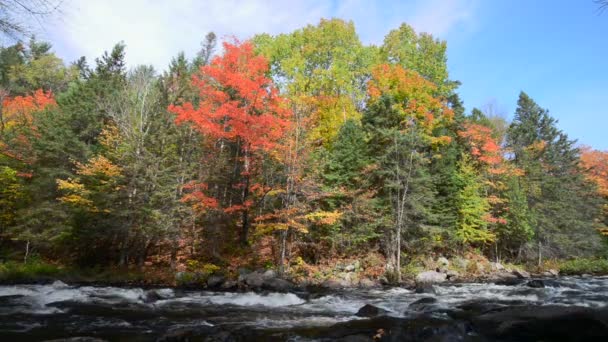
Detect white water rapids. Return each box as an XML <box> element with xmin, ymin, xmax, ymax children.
<box><xmin>0</xmin><ymin>276</ymin><xmax>607</xmax><ymax>340</ymax></box>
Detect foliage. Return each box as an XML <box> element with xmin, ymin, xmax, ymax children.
<box><xmin>558</xmin><ymin>258</ymin><xmax>608</xmax><ymax>275</ymax></box>
<box><xmin>0</xmin><ymin>22</ymin><xmax>606</xmax><ymax>282</ymax></box>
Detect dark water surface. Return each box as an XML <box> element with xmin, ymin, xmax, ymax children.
<box><xmin>1</xmin><ymin>276</ymin><xmax>607</xmax><ymax>341</ymax></box>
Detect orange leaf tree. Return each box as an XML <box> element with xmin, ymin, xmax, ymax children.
<box><xmin>0</xmin><ymin>89</ymin><xmax>56</xmax><ymax>165</ymax></box>
<box><xmin>169</xmin><ymin>39</ymin><xmax>291</xmax><ymax>245</ymax></box>
<box><xmin>580</xmin><ymin>146</ymin><xmax>608</xmax><ymax>236</ymax></box>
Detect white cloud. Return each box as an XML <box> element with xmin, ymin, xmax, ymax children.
<box><xmin>39</xmin><ymin>0</ymin><xmax>477</xmax><ymax>72</ymax></box>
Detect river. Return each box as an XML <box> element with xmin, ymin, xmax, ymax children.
<box><xmin>1</xmin><ymin>276</ymin><xmax>607</xmax><ymax>341</ymax></box>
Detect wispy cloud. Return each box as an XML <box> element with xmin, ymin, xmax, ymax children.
<box><xmin>40</xmin><ymin>0</ymin><xmax>478</xmax><ymax>71</ymax></box>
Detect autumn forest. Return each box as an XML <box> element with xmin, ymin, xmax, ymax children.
<box><xmin>1</xmin><ymin>19</ymin><xmax>607</xmax><ymax>284</ymax></box>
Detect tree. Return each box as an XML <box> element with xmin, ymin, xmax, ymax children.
<box><xmin>364</xmin><ymin>64</ymin><xmax>453</xmax><ymax>282</ymax></box>
<box><xmin>254</xmin><ymin>18</ymin><xmax>379</xmax><ymax>145</ymax></box>
<box><xmin>507</xmin><ymin>92</ymin><xmax>603</xmax><ymax>263</ymax></box>
<box><xmin>454</xmin><ymin>154</ymin><xmax>494</xmax><ymax>246</ymax></box>
<box><xmin>169</xmin><ymin>39</ymin><xmax>291</xmax><ymax>246</ymax></box>
<box><xmin>580</xmin><ymin>147</ymin><xmax>608</xmax><ymax>237</ymax></box>
<box><xmin>381</xmin><ymin>23</ymin><xmax>457</xmax><ymax>96</ymax></box>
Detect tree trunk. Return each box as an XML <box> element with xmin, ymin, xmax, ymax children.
<box><xmin>24</xmin><ymin>240</ymin><xmax>30</xmax><ymax>264</ymax></box>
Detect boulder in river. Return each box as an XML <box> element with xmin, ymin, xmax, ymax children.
<box><xmin>355</xmin><ymin>304</ymin><xmax>389</xmax><ymax>317</ymax></box>
<box><xmin>512</xmin><ymin>269</ymin><xmax>531</xmax><ymax>279</ymax></box>
<box><xmin>243</xmin><ymin>272</ymin><xmax>264</xmax><ymax>288</ymax></box>
<box><xmin>407</xmin><ymin>297</ymin><xmax>438</xmax><ymax>312</ymax></box>
<box><xmin>206</xmin><ymin>275</ymin><xmax>225</xmax><ymax>289</ymax></box>
<box><xmin>526</xmin><ymin>279</ymin><xmax>545</xmax><ymax>288</ymax></box>
<box><xmin>415</xmin><ymin>270</ymin><xmax>447</xmax><ymax>284</ymax></box>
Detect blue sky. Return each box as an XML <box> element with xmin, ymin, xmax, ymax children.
<box><xmin>27</xmin><ymin>0</ymin><xmax>608</xmax><ymax>149</ymax></box>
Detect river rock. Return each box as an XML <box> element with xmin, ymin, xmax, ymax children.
<box><xmin>472</xmin><ymin>305</ymin><xmax>608</xmax><ymax>340</ymax></box>
<box><xmin>512</xmin><ymin>269</ymin><xmax>531</xmax><ymax>279</ymax></box>
<box><xmin>490</xmin><ymin>262</ymin><xmax>505</xmax><ymax>271</ymax></box>
<box><xmin>407</xmin><ymin>297</ymin><xmax>438</xmax><ymax>312</ymax></box>
<box><xmin>527</xmin><ymin>279</ymin><xmax>545</xmax><ymax>288</ymax></box>
<box><xmin>358</xmin><ymin>278</ymin><xmax>376</xmax><ymax>288</ymax></box>
<box><xmin>221</xmin><ymin>280</ymin><xmax>238</xmax><ymax>290</ymax></box>
<box><xmin>303</xmin><ymin>316</ymin><xmax>468</xmax><ymax>341</ymax></box>
<box><xmin>243</xmin><ymin>272</ymin><xmax>264</xmax><ymax>288</ymax></box>
<box><xmin>321</xmin><ymin>279</ymin><xmax>344</xmax><ymax>289</ymax></box>
<box><xmin>356</xmin><ymin>304</ymin><xmax>389</xmax><ymax>317</ymax></box>
<box><xmin>51</xmin><ymin>280</ymin><xmax>69</xmax><ymax>289</ymax></box>
<box><xmin>415</xmin><ymin>283</ymin><xmax>436</xmax><ymax>294</ymax></box>
<box><xmin>262</xmin><ymin>269</ymin><xmax>277</xmax><ymax>279</ymax></box>
<box><xmin>491</xmin><ymin>271</ymin><xmax>521</xmax><ymax>285</ymax></box>
<box><xmin>262</xmin><ymin>277</ymin><xmax>293</xmax><ymax>292</ymax></box>
<box><xmin>206</xmin><ymin>275</ymin><xmax>225</xmax><ymax>288</ymax></box>
<box><xmin>446</xmin><ymin>270</ymin><xmax>459</xmax><ymax>280</ymax></box>
<box><xmin>415</xmin><ymin>270</ymin><xmax>447</xmax><ymax>284</ymax></box>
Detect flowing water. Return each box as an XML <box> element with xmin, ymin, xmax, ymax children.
<box><xmin>1</xmin><ymin>276</ymin><xmax>607</xmax><ymax>341</ymax></box>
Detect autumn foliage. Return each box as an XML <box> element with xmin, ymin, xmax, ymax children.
<box><xmin>169</xmin><ymin>39</ymin><xmax>292</xmax><ymax>243</ymax></box>
<box><xmin>0</xmin><ymin>89</ymin><xmax>56</xmax><ymax>165</ymax></box>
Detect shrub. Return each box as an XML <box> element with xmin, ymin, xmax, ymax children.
<box><xmin>558</xmin><ymin>258</ymin><xmax>608</xmax><ymax>275</ymax></box>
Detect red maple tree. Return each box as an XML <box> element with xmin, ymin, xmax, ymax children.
<box><xmin>169</xmin><ymin>39</ymin><xmax>292</xmax><ymax>244</ymax></box>
<box><xmin>1</xmin><ymin>89</ymin><xmax>56</xmax><ymax>168</ymax></box>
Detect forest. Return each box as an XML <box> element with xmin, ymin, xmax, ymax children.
<box><xmin>1</xmin><ymin>18</ymin><xmax>607</xmax><ymax>284</ymax></box>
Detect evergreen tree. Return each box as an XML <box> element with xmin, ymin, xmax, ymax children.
<box><xmin>507</xmin><ymin>92</ymin><xmax>603</xmax><ymax>262</ymax></box>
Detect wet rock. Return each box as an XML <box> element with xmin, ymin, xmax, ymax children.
<box><xmin>490</xmin><ymin>271</ymin><xmax>520</xmax><ymax>285</ymax></box>
<box><xmin>512</xmin><ymin>269</ymin><xmax>531</xmax><ymax>279</ymax></box>
<box><xmin>407</xmin><ymin>297</ymin><xmax>437</xmax><ymax>311</ymax></box>
<box><xmin>51</xmin><ymin>280</ymin><xmax>69</xmax><ymax>288</ymax></box>
<box><xmin>262</xmin><ymin>277</ymin><xmax>294</xmax><ymax>292</ymax></box>
<box><xmin>356</xmin><ymin>304</ymin><xmax>389</xmax><ymax>317</ymax></box>
<box><xmin>144</xmin><ymin>290</ymin><xmax>162</xmax><ymax>303</ymax></box>
<box><xmin>526</xmin><ymin>279</ymin><xmax>545</xmax><ymax>288</ymax></box>
<box><xmin>221</xmin><ymin>280</ymin><xmax>237</xmax><ymax>290</ymax></box>
<box><xmin>207</xmin><ymin>275</ymin><xmax>225</xmax><ymax>289</ymax></box>
<box><xmin>358</xmin><ymin>278</ymin><xmax>376</xmax><ymax>288</ymax></box>
<box><xmin>300</xmin><ymin>316</ymin><xmax>468</xmax><ymax>342</ymax></box>
<box><xmin>415</xmin><ymin>283</ymin><xmax>436</xmax><ymax>294</ymax></box>
<box><xmin>415</xmin><ymin>270</ymin><xmax>447</xmax><ymax>284</ymax></box>
<box><xmin>473</xmin><ymin>305</ymin><xmax>608</xmax><ymax>341</ymax></box>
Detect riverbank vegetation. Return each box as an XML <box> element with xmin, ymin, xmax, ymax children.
<box><xmin>1</xmin><ymin>19</ymin><xmax>607</xmax><ymax>285</ymax></box>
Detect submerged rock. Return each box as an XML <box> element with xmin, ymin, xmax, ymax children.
<box><xmin>407</xmin><ymin>297</ymin><xmax>438</xmax><ymax>312</ymax></box>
